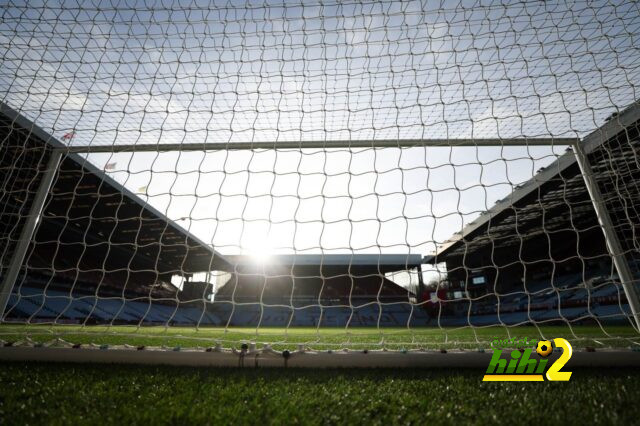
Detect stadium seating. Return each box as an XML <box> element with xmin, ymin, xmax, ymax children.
<box><xmin>4</xmin><ymin>265</ymin><xmax>634</xmax><ymax>328</ymax></box>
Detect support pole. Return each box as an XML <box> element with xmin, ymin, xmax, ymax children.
<box><xmin>572</xmin><ymin>141</ymin><xmax>640</xmax><ymax>330</ymax></box>
<box><xmin>0</xmin><ymin>150</ymin><xmax>62</xmax><ymax>318</ymax></box>
<box><xmin>417</xmin><ymin>264</ymin><xmax>425</xmax><ymax>303</ymax></box>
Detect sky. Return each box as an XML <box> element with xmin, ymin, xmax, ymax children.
<box><xmin>1</xmin><ymin>0</ymin><xmax>639</xmax><ymax>262</ymax></box>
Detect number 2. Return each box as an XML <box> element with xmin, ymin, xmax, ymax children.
<box><xmin>546</xmin><ymin>338</ymin><xmax>573</xmax><ymax>381</ymax></box>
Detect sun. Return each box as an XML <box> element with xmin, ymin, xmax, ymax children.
<box><xmin>241</xmin><ymin>234</ymin><xmax>274</xmax><ymax>264</ymax></box>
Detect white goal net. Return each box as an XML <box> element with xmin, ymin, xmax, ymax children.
<box><xmin>1</xmin><ymin>0</ymin><xmax>639</xmax><ymax>358</ymax></box>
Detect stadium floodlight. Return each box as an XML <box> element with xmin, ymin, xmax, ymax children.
<box><xmin>1</xmin><ymin>0</ymin><xmax>640</xmax><ymax>367</ymax></box>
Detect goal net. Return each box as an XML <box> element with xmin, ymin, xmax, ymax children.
<box><xmin>1</xmin><ymin>0</ymin><xmax>639</xmax><ymax>362</ymax></box>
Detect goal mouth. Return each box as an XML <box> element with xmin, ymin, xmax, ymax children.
<box><xmin>1</xmin><ymin>100</ymin><xmax>639</xmax><ymax>360</ymax></box>
<box><xmin>1</xmin><ymin>1</ymin><xmax>640</xmax><ymax>367</ymax></box>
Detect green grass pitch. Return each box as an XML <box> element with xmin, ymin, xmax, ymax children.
<box><xmin>1</xmin><ymin>363</ymin><xmax>640</xmax><ymax>425</ymax></box>
<box><xmin>1</xmin><ymin>323</ymin><xmax>638</xmax><ymax>350</ymax></box>
<box><xmin>1</xmin><ymin>324</ymin><xmax>639</xmax><ymax>424</ymax></box>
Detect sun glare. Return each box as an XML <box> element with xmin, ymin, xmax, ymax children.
<box><xmin>241</xmin><ymin>235</ymin><xmax>274</xmax><ymax>264</ymax></box>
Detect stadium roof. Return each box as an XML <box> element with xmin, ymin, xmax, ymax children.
<box><xmin>228</xmin><ymin>254</ymin><xmax>423</xmax><ymax>274</ymax></box>
<box><xmin>0</xmin><ymin>102</ymin><xmax>232</xmax><ymax>278</ymax></box>
<box><xmin>428</xmin><ymin>100</ymin><xmax>640</xmax><ymax>264</ymax></box>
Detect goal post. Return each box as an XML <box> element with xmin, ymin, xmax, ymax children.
<box><xmin>1</xmin><ymin>0</ymin><xmax>640</xmax><ymax>366</ymax></box>
<box><xmin>0</xmin><ymin>149</ymin><xmax>62</xmax><ymax>317</ymax></box>
<box><xmin>571</xmin><ymin>110</ymin><xmax>640</xmax><ymax>331</ymax></box>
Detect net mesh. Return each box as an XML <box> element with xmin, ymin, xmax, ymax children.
<box><xmin>0</xmin><ymin>0</ymin><xmax>639</xmax><ymax>352</ymax></box>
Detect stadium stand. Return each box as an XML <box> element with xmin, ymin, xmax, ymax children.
<box><xmin>424</xmin><ymin>105</ymin><xmax>640</xmax><ymax>326</ymax></box>
<box><xmin>211</xmin><ymin>254</ymin><xmax>428</xmax><ymax>326</ymax></box>
<box><xmin>0</xmin><ymin>101</ymin><xmax>232</xmax><ymax>323</ymax></box>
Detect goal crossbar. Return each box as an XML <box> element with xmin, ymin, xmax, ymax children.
<box><xmin>62</xmin><ymin>138</ymin><xmax>579</xmax><ymax>154</ymax></box>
